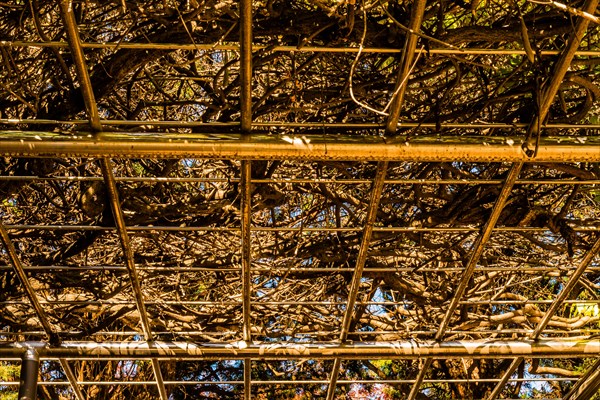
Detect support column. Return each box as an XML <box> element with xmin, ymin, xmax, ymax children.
<box><xmin>18</xmin><ymin>347</ymin><xmax>39</xmax><ymax>400</ymax></box>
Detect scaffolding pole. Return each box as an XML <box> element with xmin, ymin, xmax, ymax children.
<box><xmin>18</xmin><ymin>347</ymin><xmax>39</xmax><ymax>400</ymax></box>
<box><xmin>58</xmin><ymin>1</ymin><xmax>168</xmax><ymax>397</ymax></box>
<box><xmin>485</xmin><ymin>0</ymin><xmax>599</xmax><ymax>396</ymax></box>
<box><xmin>1</xmin><ymin>132</ymin><xmax>599</xmax><ymax>162</ymax></box>
<box><xmin>1</xmin><ymin>340</ymin><xmax>599</xmax><ymax>359</ymax></box>
<box><xmin>407</xmin><ymin>162</ymin><xmax>522</xmax><ymax>400</ymax></box>
<box><xmin>0</xmin><ymin>224</ymin><xmax>85</xmax><ymax>400</ymax></box>
<box><xmin>325</xmin><ymin>162</ymin><xmax>388</xmax><ymax>400</ymax></box>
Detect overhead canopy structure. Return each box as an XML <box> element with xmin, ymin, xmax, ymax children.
<box><xmin>0</xmin><ymin>0</ymin><xmax>599</xmax><ymax>399</ymax></box>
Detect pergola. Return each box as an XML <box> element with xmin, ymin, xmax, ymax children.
<box><xmin>0</xmin><ymin>0</ymin><xmax>599</xmax><ymax>399</ymax></box>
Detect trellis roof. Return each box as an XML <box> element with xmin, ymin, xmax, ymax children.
<box><xmin>1</xmin><ymin>0</ymin><xmax>599</xmax><ymax>399</ymax></box>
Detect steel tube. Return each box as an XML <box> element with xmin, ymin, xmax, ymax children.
<box><xmin>58</xmin><ymin>7</ymin><xmax>168</xmax><ymax>397</ymax></box>
<box><xmin>58</xmin><ymin>359</ymin><xmax>85</xmax><ymax>400</ymax></box>
<box><xmin>58</xmin><ymin>0</ymin><xmax>101</xmax><ymax>131</ymax></box>
<box><xmin>443</xmin><ymin>168</ymin><xmax>526</xmax><ymax>340</ymax></box>
<box><xmin>4</xmin><ymin>224</ymin><xmax>599</xmax><ymax>233</ymax></box>
<box><xmin>100</xmin><ymin>159</ymin><xmax>169</xmax><ymax>400</ymax></box>
<box><xmin>407</xmin><ymin>358</ymin><xmax>433</xmax><ymax>400</ymax></box>
<box><xmin>529</xmin><ymin>0</ymin><xmax>600</xmax><ymax>137</ymax></box>
<box><xmin>0</xmin><ymin>376</ymin><xmax>580</xmax><ymax>386</ymax></box>
<box><xmin>564</xmin><ymin>358</ymin><xmax>600</xmax><ymax>400</ymax></box>
<box><xmin>409</xmin><ymin>163</ymin><xmax>522</xmax><ymax>400</ymax></box>
<box><xmin>18</xmin><ymin>347</ymin><xmax>39</xmax><ymax>400</ymax></box>
<box><xmin>240</xmin><ymin>159</ymin><xmax>252</xmax><ymax>400</ymax></box>
<box><xmin>2</xmin><ymin>264</ymin><xmax>599</xmax><ymax>273</ymax></box>
<box><xmin>239</xmin><ymin>0</ymin><xmax>253</xmax><ymax>132</ymax></box>
<box><xmin>3</xmin><ymin>299</ymin><xmax>600</xmax><ymax>307</ymax></box>
<box><xmin>1</xmin><ymin>132</ymin><xmax>600</xmax><ymax>162</ymax></box>
<box><xmin>435</xmin><ymin>163</ymin><xmax>523</xmax><ymax>340</ymax></box>
<box><xmin>2</xmin><ymin>175</ymin><xmax>600</xmax><ymax>186</ymax></box>
<box><xmin>241</xmin><ymin>161</ymin><xmax>252</xmax><ymax>342</ymax></box>
<box><xmin>326</xmin><ymin>162</ymin><xmax>388</xmax><ymax>400</ymax></box>
<box><xmin>4</xmin><ymin>40</ymin><xmax>600</xmax><ymax>56</ymax></box>
<box><xmin>487</xmin><ymin>234</ymin><xmax>600</xmax><ymax>400</ymax></box>
<box><xmin>0</xmin><ymin>224</ymin><xmax>58</xmax><ymax>344</ymax></box>
<box><xmin>0</xmin><ymin>226</ymin><xmax>84</xmax><ymax>400</ymax></box>
<box><xmin>487</xmin><ymin>7</ymin><xmax>599</xmax><ymax>397</ymax></box>
<box><xmin>3</xmin><ymin>328</ymin><xmax>600</xmax><ymax>339</ymax></box>
<box><xmin>1</xmin><ymin>340</ymin><xmax>599</xmax><ymax>360</ymax></box>
<box><xmin>385</xmin><ymin>0</ymin><xmax>427</xmax><ymax>133</ymax></box>
<box><xmin>531</xmin><ymin>236</ymin><xmax>600</xmax><ymax>339</ymax></box>
<box><xmin>2</xmin><ymin>118</ymin><xmax>599</xmax><ymax>130</ymax></box>
<box><xmin>100</xmin><ymin>160</ymin><xmax>153</xmax><ymax>339</ymax></box>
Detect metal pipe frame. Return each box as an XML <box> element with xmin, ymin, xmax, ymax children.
<box><xmin>563</xmin><ymin>358</ymin><xmax>600</xmax><ymax>400</ymax></box>
<box><xmin>58</xmin><ymin>1</ymin><xmax>168</xmax><ymax>397</ymax></box>
<box><xmin>1</xmin><ymin>175</ymin><xmax>600</xmax><ymax>186</ymax></box>
<box><xmin>99</xmin><ymin>161</ymin><xmax>160</xmax><ymax>340</ymax></box>
<box><xmin>240</xmin><ymin>160</ymin><xmax>252</xmax><ymax>399</ymax></box>
<box><xmin>385</xmin><ymin>0</ymin><xmax>427</xmax><ymax>134</ymax></box>
<box><xmin>0</xmin><ymin>224</ymin><xmax>58</xmax><ymax>343</ymax></box>
<box><xmin>18</xmin><ymin>347</ymin><xmax>40</xmax><ymax>400</ymax></box>
<box><xmin>6</xmin><ymin>298</ymin><xmax>600</xmax><ymax>307</ymax></box>
<box><xmin>485</xmin><ymin>5</ymin><xmax>599</xmax><ymax>397</ymax></box>
<box><xmin>407</xmin><ymin>162</ymin><xmax>523</xmax><ymax>400</ymax></box>
<box><xmin>58</xmin><ymin>0</ymin><xmax>101</xmax><ymax>132</ymax></box>
<box><xmin>239</xmin><ymin>0</ymin><xmax>253</xmax><ymax>133</ymax></box>
<box><xmin>100</xmin><ymin>159</ymin><xmax>168</xmax><ymax>400</ymax></box>
<box><xmin>241</xmin><ymin>161</ymin><xmax>252</xmax><ymax>343</ymax></box>
<box><xmin>325</xmin><ymin>162</ymin><xmax>389</xmax><ymax>400</ymax></box>
<box><xmin>2</xmin><ymin>132</ymin><xmax>599</xmax><ymax>162</ymax></box>
<box><xmin>0</xmin><ymin>224</ymin><xmax>85</xmax><ymax>400</ymax></box>
<box><xmin>486</xmin><ymin>234</ymin><xmax>600</xmax><ymax>400</ymax></box>
<box><xmin>528</xmin><ymin>0</ymin><xmax>600</xmax><ymax>137</ymax></box>
<box><xmin>4</xmin><ymin>40</ymin><xmax>600</xmax><ymax>56</ymax></box>
<box><xmin>0</xmin><ymin>376</ymin><xmax>581</xmax><ymax>386</ymax></box>
<box><xmin>1</xmin><ymin>339</ymin><xmax>599</xmax><ymax>360</ymax></box>
<box><xmin>2</xmin><ymin>118</ymin><xmax>599</xmax><ymax>130</ymax></box>
<box><xmin>2</xmin><ymin>265</ymin><xmax>599</xmax><ymax>274</ymax></box>
<box><xmin>4</xmin><ymin>224</ymin><xmax>599</xmax><ymax>233</ymax></box>
<box><xmin>434</xmin><ymin>163</ymin><xmax>523</xmax><ymax>340</ymax></box>
<box><xmin>3</xmin><ymin>327</ymin><xmax>600</xmax><ymax>339</ymax></box>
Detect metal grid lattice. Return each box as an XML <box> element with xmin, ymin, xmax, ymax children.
<box><xmin>1</xmin><ymin>0</ymin><xmax>599</xmax><ymax>399</ymax></box>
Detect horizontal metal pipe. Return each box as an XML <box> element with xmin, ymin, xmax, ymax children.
<box><xmin>2</xmin><ymin>118</ymin><xmax>599</xmax><ymax>130</ymax></box>
<box><xmin>3</xmin><ymin>40</ymin><xmax>600</xmax><ymax>56</ymax></box>
<box><xmin>2</xmin><ymin>265</ymin><xmax>598</xmax><ymax>274</ymax></box>
<box><xmin>4</xmin><ymin>224</ymin><xmax>600</xmax><ymax>233</ymax></box>
<box><xmin>0</xmin><ymin>376</ymin><xmax>579</xmax><ymax>386</ymax></box>
<box><xmin>1</xmin><ymin>339</ymin><xmax>599</xmax><ymax>360</ymax></box>
<box><xmin>2</xmin><ymin>298</ymin><xmax>599</xmax><ymax>306</ymax></box>
<box><xmin>2</xmin><ymin>328</ymin><xmax>599</xmax><ymax>338</ymax></box>
<box><xmin>1</xmin><ymin>175</ymin><xmax>600</xmax><ymax>185</ymax></box>
<box><xmin>1</xmin><ymin>132</ymin><xmax>599</xmax><ymax>162</ymax></box>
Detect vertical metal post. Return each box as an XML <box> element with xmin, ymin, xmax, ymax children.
<box><xmin>485</xmin><ymin>1</ymin><xmax>598</xmax><ymax>396</ymax></box>
<box><xmin>241</xmin><ymin>160</ymin><xmax>253</xmax><ymax>399</ymax></box>
<box><xmin>487</xmin><ymin>236</ymin><xmax>600</xmax><ymax>400</ymax></box>
<box><xmin>384</xmin><ymin>0</ymin><xmax>427</xmax><ymax>134</ymax></box>
<box><xmin>563</xmin><ymin>358</ymin><xmax>600</xmax><ymax>400</ymax></box>
<box><xmin>407</xmin><ymin>162</ymin><xmax>523</xmax><ymax>400</ymax></box>
<box><xmin>59</xmin><ymin>1</ymin><xmax>168</xmax><ymax>397</ymax></box>
<box><xmin>59</xmin><ymin>0</ymin><xmax>102</xmax><ymax>132</ymax></box>
<box><xmin>18</xmin><ymin>347</ymin><xmax>39</xmax><ymax>400</ymax></box>
<box><xmin>240</xmin><ymin>0</ymin><xmax>253</xmax><ymax>133</ymax></box>
<box><xmin>0</xmin><ymin>224</ymin><xmax>85</xmax><ymax>400</ymax></box>
<box><xmin>527</xmin><ymin>0</ymin><xmax>600</xmax><ymax>137</ymax></box>
<box><xmin>100</xmin><ymin>160</ymin><xmax>168</xmax><ymax>400</ymax></box>
<box><xmin>325</xmin><ymin>162</ymin><xmax>388</xmax><ymax>400</ymax></box>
